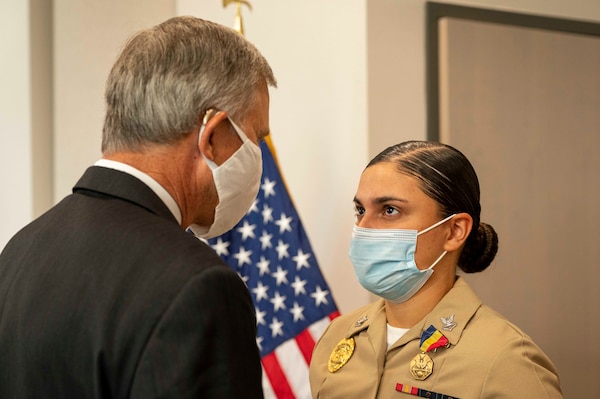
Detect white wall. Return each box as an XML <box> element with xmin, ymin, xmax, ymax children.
<box><xmin>0</xmin><ymin>0</ymin><xmax>51</xmax><ymax>249</ymax></box>
<box><xmin>53</xmin><ymin>0</ymin><xmax>176</xmax><ymax>202</ymax></box>
<box><xmin>3</xmin><ymin>0</ymin><xmax>600</xmax><ymax>314</ymax></box>
<box><xmin>0</xmin><ymin>1</ymin><xmax>31</xmax><ymax>249</ymax></box>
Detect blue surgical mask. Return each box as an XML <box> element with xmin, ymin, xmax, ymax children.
<box><xmin>349</xmin><ymin>214</ymin><xmax>455</xmax><ymax>303</ymax></box>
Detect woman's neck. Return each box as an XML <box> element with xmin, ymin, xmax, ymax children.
<box><xmin>385</xmin><ymin>273</ymin><xmax>456</xmax><ymax>329</ymax></box>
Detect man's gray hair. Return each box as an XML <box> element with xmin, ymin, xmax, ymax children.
<box><xmin>102</xmin><ymin>16</ymin><xmax>276</xmax><ymax>153</ymax></box>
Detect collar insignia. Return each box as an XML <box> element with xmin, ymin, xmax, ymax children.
<box><xmin>440</xmin><ymin>314</ymin><xmax>457</xmax><ymax>331</ymax></box>
<box><xmin>354</xmin><ymin>315</ymin><xmax>368</xmax><ymax>327</ymax></box>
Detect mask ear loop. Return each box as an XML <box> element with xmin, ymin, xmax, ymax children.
<box><xmin>227</xmin><ymin>116</ymin><xmax>251</xmax><ymax>143</ymax></box>
<box><xmin>425</xmin><ymin>250</ymin><xmax>448</xmax><ymax>271</ymax></box>
<box><xmin>417</xmin><ymin>213</ymin><xmax>456</xmax><ymax>236</ymax></box>
<box><xmin>417</xmin><ymin>213</ymin><xmax>455</xmax><ymax>271</ymax></box>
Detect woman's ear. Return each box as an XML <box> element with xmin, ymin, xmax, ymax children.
<box><xmin>444</xmin><ymin>212</ymin><xmax>473</xmax><ymax>252</ymax></box>
<box><xmin>197</xmin><ymin>110</ymin><xmax>228</xmax><ymax>162</ymax></box>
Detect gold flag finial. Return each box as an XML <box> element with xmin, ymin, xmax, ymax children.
<box><xmin>223</xmin><ymin>0</ymin><xmax>252</xmax><ymax>36</ymax></box>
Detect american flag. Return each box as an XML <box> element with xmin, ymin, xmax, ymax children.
<box><xmin>206</xmin><ymin>139</ymin><xmax>340</xmax><ymax>398</ymax></box>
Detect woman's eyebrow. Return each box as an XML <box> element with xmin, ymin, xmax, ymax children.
<box><xmin>353</xmin><ymin>196</ymin><xmax>408</xmax><ymax>205</ymax></box>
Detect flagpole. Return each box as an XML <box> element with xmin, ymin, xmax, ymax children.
<box><xmin>222</xmin><ymin>0</ymin><xmax>252</xmax><ymax>36</ymax></box>
<box><xmin>221</xmin><ymin>0</ymin><xmax>293</xmax><ymax>202</ymax></box>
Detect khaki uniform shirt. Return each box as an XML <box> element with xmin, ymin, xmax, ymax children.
<box><xmin>309</xmin><ymin>277</ymin><xmax>562</xmax><ymax>399</ymax></box>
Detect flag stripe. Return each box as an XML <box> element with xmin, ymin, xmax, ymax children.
<box><xmin>262</xmin><ymin>353</ymin><xmax>295</xmax><ymax>398</ymax></box>
<box><xmin>308</xmin><ymin>312</ymin><xmax>339</xmax><ymax>341</ymax></box>
<box><xmin>261</xmin><ymin>368</ymin><xmax>276</xmax><ymax>398</ymax></box>
<box><xmin>295</xmin><ymin>328</ymin><xmax>316</xmax><ymax>365</ymax></box>
<box><xmin>275</xmin><ymin>338</ymin><xmax>311</xmax><ymax>398</ymax></box>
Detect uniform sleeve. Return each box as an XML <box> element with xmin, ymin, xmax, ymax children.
<box><xmin>129</xmin><ymin>265</ymin><xmax>264</xmax><ymax>399</ymax></box>
<box><xmin>481</xmin><ymin>335</ymin><xmax>563</xmax><ymax>398</ymax></box>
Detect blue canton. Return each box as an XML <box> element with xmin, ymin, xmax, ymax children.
<box><xmin>207</xmin><ymin>140</ymin><xmax>338</xmax><ymax>356</ymax></box>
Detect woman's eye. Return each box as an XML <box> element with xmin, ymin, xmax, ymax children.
<box><xmin>385</xmin><ymin>206</ymin><xmax>399</xmax><ymax>215</ymax></box>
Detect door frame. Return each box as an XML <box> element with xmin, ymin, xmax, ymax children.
<box><xmin>425</xmin><ymin>1</ymin><xmax>600</xmax><ymax>140</ymax></box>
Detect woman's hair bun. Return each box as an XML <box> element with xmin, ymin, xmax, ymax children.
<box><xmin>458</xmin><ymin>222</ymin><xmax>498</xmax><ymax>273</ymax></box>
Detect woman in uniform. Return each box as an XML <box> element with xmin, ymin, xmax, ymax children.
<box><xmin>309</xmin><ymin>141</ymin><xmax>562</xmax><ymax>398</ymax></box>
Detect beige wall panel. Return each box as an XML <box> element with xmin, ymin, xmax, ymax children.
<box><xmin>439</xmin><ymin>17</ymin><xmax>600</xmax><ymax>397</ymax></box>
<box><xmin>53</xmin><ymin>0</ymin><xmax>176</xmax><ymax>202</ymax></box>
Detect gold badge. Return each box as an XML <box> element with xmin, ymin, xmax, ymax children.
<box><xmin>410</xmin><ymin>353</ymin><xmax>433</xmax><ymax>381</ymax></box>
<box><xmin>327</xmin><ymin>337</ymin><xmax>355</xmax><ymax>373</ymax></box>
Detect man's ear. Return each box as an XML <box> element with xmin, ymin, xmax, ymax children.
<box><xmin>197</xmin><ymin>110</ymin><xmax>228</xmax><ymax>162</ymax></box>
<box><xmin>444</xmin><ymin>212</ymin><xmax>473</xmax><ymax>252</ymax></box>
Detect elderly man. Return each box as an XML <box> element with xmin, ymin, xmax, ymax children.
<box><xmin>0</xmin><ymin>16</ymin><xmax>276</xmax><ymax>399</ymax></box>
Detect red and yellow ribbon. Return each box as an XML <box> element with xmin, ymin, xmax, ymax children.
<box><xmin>419</xmin><ymin>325</ymin><xmax>449</xmax><ymax>353</ymax></box>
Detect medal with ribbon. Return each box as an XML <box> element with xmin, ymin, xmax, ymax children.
<box><xmin>410</xmin><ymin>325</ymin><xmax>450</xmax><ymax>381</ymax></box>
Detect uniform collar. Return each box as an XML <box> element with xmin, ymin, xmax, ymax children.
<box><xmin>342</xmin><ymin>299</ymin><xmax>388</xmax><ymax>373</ymax></box>
<box><xmin>342</xmin><ymin>277</ymin><xmax>482</xmax><ymax>349</ymax></box>
<box><xmin>342</xmin><ymin>299</ymin><xmax>384</xmax><ymax>339</ymax></box>
<box><xmin>416</xmin><ymin>276</ymin><xmax>482</xmax><ymax>346</ymax></box>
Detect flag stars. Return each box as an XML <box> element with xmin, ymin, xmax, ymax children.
<box><xmin>275</xmin><ymin>213</ymin><xmax>293</xmax><ymax>234</ymax></box>
<box><xmin>211</xmin><ymin>237</ymin><xmax>230</xmax><ymax>256</ymax></box>
<box><xmin>291</xmin><ymin>276</ymin><xmax>308</xmax><ymax>296</ymax></box>
<box><xmin>248</xmin><ymin>198</ymin><xmax>260</xmax><ymax>214</ymax></box>
<box><xmin>255</xmin><ymin>308</ymin><xmax>267</xmax><ymax>326</ymax></box>
<box><xmin>311</xmin><ymin>285</ymin><xmax>330</xmax><ymax>306</ymax></box>
<box><xmin>256</xmin><ymin>256</ymin><xmax>271</xmax><ymax>276</ymax></box>
<box><xmin>236</xmin><ymin>220</ymin><xmax>257</xmax><ymax>241</ymax></box>
<box><xmin>292</xmin><ymin>249</ymin><xmax>311</xmax><ymax>270</ymax></box>
<box><xmin>259</xmin><ymin>230</ymin><xmax>273</xmax><ymax>250</ymax></box>
<box><xmin>270</xmin><ymin>291</ymin><xmax>287</xmax><ymax>312</ymax></box>
<box><xmin>238</xmin><ymin>273</ymin><xmax>249</xmax><ymax>286</ymax></box>
<box><xmin>262</xmin><ymin>178</ymin><xmax>277</xmax><ymax>198</ymax></box>
<box><xmin>272</xmin><ymin>265</ymin><xmax>289</xmax><ymax>286</ymax></box>
<box><xmin>232</xmin><ymin>246</ymin><xmax>253</xmax><ymax>267</ymax></box>
<box><xmin>290</xmin><ymin>302</ymin><xmax>305</xmax><ymax>322</ymax></box>
<box><xmin>275</xmin><ymin>240</ymin><xmax>290</xmax><ymax>260</ymax></box>
<box><xmin>252</xmin><ymin>281</ymin><xmax>269</xmax><ymax>302</ymax></box>
<box><xmin>204</xmin><ymin>147</ymin><xmax>340</xmax><ymax>362</ymax></box>
<box><xmin>269</xmin><ymin>317</ymin><xmax>284</xmax><ymax>337</ymax></box>
<box><xmin>262</xmin><ymin>205</ymin><xmax>274</xmax><ymax>224</ymax></box>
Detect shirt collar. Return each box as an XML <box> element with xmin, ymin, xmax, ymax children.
<box><xmin>343</xmin><ymin>277</ymin><xmax>482</xmax><ymax>350</ymax></box>
<box><xmin>94</xmin><ymin>159</ymin><xmax>182</xmax><ymax>225</ymax></box>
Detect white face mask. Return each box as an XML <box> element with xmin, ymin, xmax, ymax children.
<box><xmin>188</xmin><ymin>115</ymin><xmax>262</xmax><ymax>239</ymax></box>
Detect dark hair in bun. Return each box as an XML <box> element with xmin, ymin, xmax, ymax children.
<box><xmin>367</xmin><ymin>140</ymin><xmax>498</xmax><ymax>273</ymax></box>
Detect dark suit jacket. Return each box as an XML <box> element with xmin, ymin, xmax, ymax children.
<box><xmin>0</xmin><ymin>166</ymin><xmax>264</xmax><ymax>399</ymax></box>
